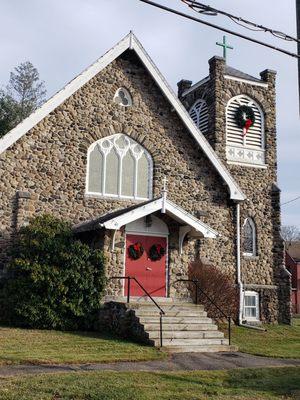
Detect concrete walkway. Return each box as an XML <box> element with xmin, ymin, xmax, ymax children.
<box><xmin>0</xmin><ymin>352</ymin><xmax>300</xmax><ymax>377</ymax></box>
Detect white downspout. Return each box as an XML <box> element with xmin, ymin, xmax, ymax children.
<box><xmin>236</xmin><ymin>202</ymin><xmax>244</xmax><ymax>325</ymax></box>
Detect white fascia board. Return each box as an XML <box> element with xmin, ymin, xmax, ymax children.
<box><xmin>102</xmin><ymin>197</ymin><xmax>219</xmax><ymax>239</ymax></box>
<box><xmin>165</xmin><ymin>199</ymin><xmax>219</xmax><ymax>238</ymax></box>
<box><xmin>0</xmin><ymin>32</ymin><xmax>245</xmax><ymax>201</ymax></box>
<box><xmin>181</xmin><ymin>77</ymin><xmax>210</xmax><ymax>97</ymax></box>
<box><xmin>102</xmin><ymin>198</ymin><xmax>163</xmax><ymax>229</ymax></box>
<box><xmin>224</xmin><ymin>75</ymin><xmax>268</xmax><ymax>88</ymax></box>
<box><xmin>131</xmin><ymin>36</ymin><xmax>245</xmax><ymax>201</ymax></box>
<box><xmin>0</xmin><ymin>33</ymin><xmax>132</xmax><ymax>155</ymax></box>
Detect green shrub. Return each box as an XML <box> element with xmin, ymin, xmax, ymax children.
<box><xmin>0</xmin><ymin>214</ymin><xmax>106</xmax><ymax>330</ymax></box>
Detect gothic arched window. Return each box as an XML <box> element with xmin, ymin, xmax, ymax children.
<box><xmin>113</xmin><ymin>88</ymin><xmax>132</xmax><ymax>107</ymax></box>
<box><xmin>87</xmin><ymin>134</ymin><xmax>153</xmax><ymax>200</ymax></box>
<box><xmin>242</xmin><ymin>218</ymin><xmax>256</xmax><ymax>256</ymax></box>
<box><xmin>189</xmin><ymin>99</ymin><xmax>209</xmax><ymax>133</ymax></box>
<box><xmin>226</xmin><ymin>95</ymin><xmax>265</xmax><ymax>166</ymax></box>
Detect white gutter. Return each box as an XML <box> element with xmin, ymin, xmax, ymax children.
<box><xmin>236</xmin><ymin>202</ymin><xmax>244</xmax><ymax>324</ymax></box>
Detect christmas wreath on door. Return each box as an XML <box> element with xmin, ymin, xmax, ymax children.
<box><xmin>128</xmin><ymin>242</ymin><xmax>144</xmax><ymax>260</ymax></box>
<box><xmin>149</xmin><ymin>244</ymin><xmax>165</xmax><ymax>261</ymax></box>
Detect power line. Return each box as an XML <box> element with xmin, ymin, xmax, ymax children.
<box><xmin>181</xmin><ymin>0</ymin><xmax>300</xmax><ymax>44</ymax></box>
<box><xmin>136</xmin><ymin>0</ymin><xmax>300</xmax><ymax>59</ymax></box>
<box><xmin>281</xmin><ymin>195</ymin><xmax>300</xmax><ymax>206</ymax></box>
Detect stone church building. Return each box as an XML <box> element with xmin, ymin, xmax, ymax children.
<box><xmin>0</xmin><ymin>32</ymin><xmax>291</xmax><ymax>326</ymax></box>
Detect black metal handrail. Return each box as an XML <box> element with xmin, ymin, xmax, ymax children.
<box><xmin>173</xmin><ymin>279</ymin><xmax>232</xmax><ymax>345</ymax></box>
<box><xmin>110</xmin><ymin>276</ymin><xmax>165</xmax><ymax>347</ymax></box>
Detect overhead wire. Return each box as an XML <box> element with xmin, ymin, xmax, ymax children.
<box><xmin>181</xmin><ymin>0</ymin><xmax>300</xmax><ymax>43</ymax></box>
<box><xmin>281</xmin><ymin>195</ymin><xmax>300</xmax><ymax>206</ymax></box>
<box><xmin>136</xmin><ymin>0</ymin><xmax>300</xmax><ymax>59</ymax></box>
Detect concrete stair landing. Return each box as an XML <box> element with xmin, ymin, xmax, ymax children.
<box><xmin>129</xmin><ymin>298</ymin><xmax>237</xmax><ymax>353</ymax></box>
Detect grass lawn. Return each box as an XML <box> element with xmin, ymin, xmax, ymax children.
<box><xmin>231</xmin><ymin>318</ymin><xmax>300</xmax><ymax>358</ymax></box>
<box><xmin>0</xmin><ymin>367</ymin><xmax>299</xmax><ymax>399</ymax></box>
<box><xmin>0</xmin><ymin>327</ymin><xmax>165</xmax><ymax>365</ymax></box>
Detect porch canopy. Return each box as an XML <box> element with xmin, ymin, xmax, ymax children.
<box><xmin>73</xmin><ymin>196</ymin><xmax>219</xmax><ymax>254</ymax></box>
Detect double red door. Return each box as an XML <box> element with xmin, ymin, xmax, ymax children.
<box><xmin>125</xmin><ymin>234</ymin><xmax>167</xmax><ymax>297</ymax></box>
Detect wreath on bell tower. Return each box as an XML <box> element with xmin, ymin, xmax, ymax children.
<box><xmin>149</xmin><ymin>244</ymin><xmax>165</xmax><ymax>261</ymax></box>
<box><xmin>235</xmin><ymin>105</ymin><xmax>256</xmax><ymax>135</ymax></box>
<box><xmin>128</xmin><ymin>242</ymin><xmax>144</xmax><ymax>260</ymax></box>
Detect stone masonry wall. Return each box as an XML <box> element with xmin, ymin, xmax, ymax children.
<box><xmin>0</xmin><ymin>50</ymin><xmax>237</xmax><ymax>298</ymax></box>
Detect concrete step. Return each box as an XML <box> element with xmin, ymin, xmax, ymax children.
<box><xmin>139</xmin><ymin>316</ymin><xmax>212</xmax><ymax>324</ymax></box>
<box><xmin>105</xmin><ymin>296</ymin><xmax>193</xmax><ymax>304</ymax></box>
<box><xmin>162</xmin><ymin>345</ymin><xmax>238</xmax><ymax>353</ymax></box>
<box><xmin>131</xmin><ymin>304</ymin><xmax>205</xmax><ymax>311</ymax></box>
<box><xmin>134</xmin><ymin>310</ymin><xmax>207</xmax><ymax>317</ymax></box>
<box><xmin>143</xmin><ymin>323</ymin><xmax>218</xmax><ymax>331</ymax></box>
<box><xmin>147</xmin><ymin>330</ymin><xmax>224</xmax><ymax>340</ymax></box>
<box><xmin>153</xmin><ymin>338</ymin><xmax>229</xmax><ymax>346</ymax></box>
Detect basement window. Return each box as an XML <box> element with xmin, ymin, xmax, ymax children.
<box><xmin>243</xmin><ymin>291</ymin><xmax>259</xmax><ymax>321</ymax></box>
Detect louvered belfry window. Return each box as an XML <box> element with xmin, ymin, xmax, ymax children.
<box><xmin>226</xmin><ymin>95</ymin><xmax>265</xmax><ymax>166</ymax></box>
<box><xmin>189</xmin><ymin>99</ymin><xmax>209</xmax><ymax>133</ymax></box>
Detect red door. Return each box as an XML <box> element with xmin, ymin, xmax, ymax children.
<box><xmin>125</xmin><ymin>234</ymin><xmax>167</xmax><ymax>297</ymax></box>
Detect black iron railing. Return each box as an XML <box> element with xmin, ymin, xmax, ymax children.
<box><xmin>110</xmin><ymin>276</ymin><xmax>165</xmax><ymax>347</ymax></box>
<box><xmin>173</xmin><ymin>279</ymin><xmax>232</xmax><ymax>345</ymax></box>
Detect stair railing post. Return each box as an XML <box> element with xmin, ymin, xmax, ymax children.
<box><xmin>127</xmin><ymin>277</ymin><xmax>131</xmax><ymax>304</ymax></box>
<box><xmin>193</xmin><ymin>280</ymin><xmax>198</xmax><ymax>305</ymax></box>
<box><xmin>159</xmin><ymin>311</ymin><xmax>163</xmax><ymax>347</ymax></box>
<box><xmin>228</xmin><ymin>316</ymin><xmax>231</xmax><ymax>346</ymax></box>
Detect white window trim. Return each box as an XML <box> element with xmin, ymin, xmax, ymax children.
<box><xmin>242</xmin><ymin>218</ymin><xmax>256</xmax><ymax>257</ymax></box>
<box><xmin>85</xmin><ymin>134</ymin><xmax>153</xmax><ymax>201</ymax></box>
<box><xmin>243</xmin><ymin>291</ymin><xmax>260</xmax><ymax>321</ymax></box>
<box><xmin>113</xmin><ymin>87</ymin><xmax>132</xmax><ymax>107</ymax></box>
<box><xmin>189</xmin><ymin>99</ymin><xmax>209</xmax><ymax>133</ymax></box>
<box><xmin>226</xmin><ymin>95</ymin><xmax>265</xmax><ymax>167</ymax></box>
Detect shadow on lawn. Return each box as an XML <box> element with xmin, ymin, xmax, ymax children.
<box><xmin>65</xmin><ymin>330</ymin><xmax>152</xmax><ymax>347</ymax></box>
<box><xmin>157</xmin><ymin>367</ymin><xmax>300</xmax><ymax>398</ymax></box>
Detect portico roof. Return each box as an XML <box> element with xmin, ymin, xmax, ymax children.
<box><xmin>73</xmin><ymin>196</ymin><xmax>219</xmax><ymax>239</ymax></box>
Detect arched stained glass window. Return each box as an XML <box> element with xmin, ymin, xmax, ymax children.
<box><xmin>87</xmin><ymin>134</ymin><xmax>153</xmax><ymax>200</ymax></box>
<box><xmin>242</xmin><ymin>218</ymin><xmax>256</xmax><ymax>256</ymax></box>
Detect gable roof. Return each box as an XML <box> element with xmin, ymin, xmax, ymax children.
<box><xmin>0</xmin><ymin>32</ymin><xmax>245</xmax><ymax>201</ymax></box>
<box><xmin>73</xmin><ymin>196</ymin><xmax>219</xmax><ymax>239</ymax></box>
<box><xmin>225</xmin><ymin>66</ymin><xmax>264</xmax><ymax>84</ymax></box>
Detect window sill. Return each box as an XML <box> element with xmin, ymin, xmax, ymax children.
<box><xmin>85</xmin><ymin>193</ymin><xmax>151</xmax><ymax>202</ymax></box>
<box><xmin>242</xmin><ymin>255</ymin><xmax>259</xmax><ymax>260</ymax></box>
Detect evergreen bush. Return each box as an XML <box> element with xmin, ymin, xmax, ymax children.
<box><xmin>0</xmin><ymin>215</ymin><xmax>106</xmax><ymax>330</ymax></box>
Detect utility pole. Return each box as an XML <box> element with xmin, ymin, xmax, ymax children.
<box><xmin>297</xmin><ymin>0</ymin><xmax>300</xmax><ymax>112</ymax></box>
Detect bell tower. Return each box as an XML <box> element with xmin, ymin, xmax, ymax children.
<box><xmin>178</xmin><ymin>56</ymin><xmax>277</xmax><ymax>171</ymax></box>
<box><xmin>178</xmin><ymin>56</ymin><xmax>290</xmax><ymax>324</ymax></box>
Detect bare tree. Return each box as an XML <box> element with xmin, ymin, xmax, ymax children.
<box><xmin>281</xmin><ymin>225</ymin><xmax>300</xmax><ymax>250</ymax></box>
<box><xmin>7</xmin><ymin>61</ymin><xmax>46</xmax><ymax>122</ymax></box>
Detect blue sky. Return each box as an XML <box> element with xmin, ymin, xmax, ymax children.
<box><xmin>1</xmin><ymin>0</ymin><xmax>299</xmax><ymax>227</ymax></box>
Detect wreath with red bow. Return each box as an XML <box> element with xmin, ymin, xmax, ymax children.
<box><xmin>235</xmin><ymin>105</ymin><xmax>256</xmax><ymax>136</ymax></box>
<box><xmin>149</xmin><ymin>244</ymin><xmax>165</xmax><ymax>261</ymax></box>
<box><xmin>128</xmin><ymin>242</ymin><xmax>144</xmax><ymax>260</ymax></box>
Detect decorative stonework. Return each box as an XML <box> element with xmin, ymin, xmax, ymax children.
<box><xmin>226</xmin><ymin>145</ymin><xmax>265</xmax><ymax>167</ymax></box>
